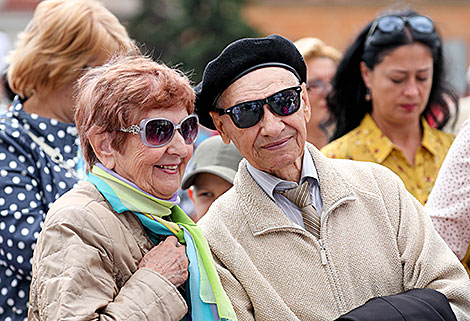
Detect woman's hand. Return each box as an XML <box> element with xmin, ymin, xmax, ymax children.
<box><xmin>138</xmin><ymin>235</ymin><xmax>189</xmax><ymax>287</ymax></box>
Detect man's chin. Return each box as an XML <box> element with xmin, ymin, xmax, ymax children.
<box><xmin>262</xmin><ymin>154</ymin><xmax>303</xmax><ymax>171</ymax></box>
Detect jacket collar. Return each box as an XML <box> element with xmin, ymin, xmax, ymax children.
<box><xmin>421</xmin><ymin>119</ymin><xmax>447</xmax><ymax>156</ymax></box>
<box><xmin>81</xmin><ymin>180</ymin><xmax>155</xmax><ymax>253</ymax></box>
<box><xmin>234</xmin><ymin>143</ymin><xmax>355</xmax><ymax>236</ymax></box>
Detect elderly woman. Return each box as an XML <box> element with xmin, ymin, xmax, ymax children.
<box><xmin>0</xmin><ymin>1</ymin><xmax>134</xmax><ymax>319</ymax></box>
<box><xmin>294</xmin><ymin>37</ymin><xmax>341</xmax><ymax>149</ymax></box>
<box><xmin>28</xmin><ymin>55</ymin><xmax>235</xmax><ymax>321</ymax></box>
<box><xmin>321</xmin><ymin>9</ymin><xmax>456</xmax><ymax>205</ymax></box>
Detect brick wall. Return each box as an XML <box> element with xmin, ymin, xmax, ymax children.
<box><xmin>242</xmin><ymin>2</ymin><xmax>470</xmax><ymax>63</ymax></box>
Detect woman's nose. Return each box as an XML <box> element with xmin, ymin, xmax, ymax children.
<box><xmin>404</xmin><ymin>79</ymin><xmax>419</xmax><ymax>97</ymax></box>
<box><xmin>166</xmin><ymin>129</ymin><xmax>189</xmax><ymax>157</ymax></box>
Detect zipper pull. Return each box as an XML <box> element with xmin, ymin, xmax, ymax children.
<box><xmin>319</xmin><ymin>239</ymin><xmax>328</xmax><ymax>265</ymax></box>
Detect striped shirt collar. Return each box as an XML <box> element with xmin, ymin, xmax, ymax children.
<box><xmin>247</xmin><ymin>146</ymin><xmax>319</xmax><ymax>201</ymax></box>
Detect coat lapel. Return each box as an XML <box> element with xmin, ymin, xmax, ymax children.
<box><xmin>234</xmin><ymin>160</ymin><xmax>303</xmax><ymax>236</ymax></box>
<box><xmin>234</xmin><ymin>143</ymin><xmax>356</xmax><ymax>237</ymax></box>
<box><xmin>305</xmin><ymin>143</ymin><xmax>356</xmax><ymax>215</ymax></box>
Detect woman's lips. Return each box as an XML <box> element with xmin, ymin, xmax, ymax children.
<box><xmin>155</xmin><ymin>164</ymin><xmax>179</xmax><ymax>174</ymax></box>
<box><xmin>400</xmin><ymin>104</ymin><xmax>418</xmax><ymax>111</ymax></box>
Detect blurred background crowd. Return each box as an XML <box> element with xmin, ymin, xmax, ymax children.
<box><xmin>1</xmin><ymin>1</ymin><xmax>470</xmax><ymax>319</ymax></box>
<box><xmin>0</xmin><ymin>0</ymin><xmax>469</xmax><ymax>104</ymax></box>
<box><xmin>1</xmin><ymin>0</ymin><xmax>470</xmax><ymax>219</ymax></box>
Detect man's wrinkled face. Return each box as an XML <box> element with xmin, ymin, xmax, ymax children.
<box><xmin>210</xmin><ymin>67</ymin><xmax>311</xmax><ymax>181</ymax></box>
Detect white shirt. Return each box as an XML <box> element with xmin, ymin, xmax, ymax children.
<box><xmin>247</xmin><ymin>146</ymin><xmax>322</xmax><ymax>228</ymax></box>
<box><xmin>426</xmin><ymin>119</ymin><xmax>470</xmax><ymax>260</ymax></box>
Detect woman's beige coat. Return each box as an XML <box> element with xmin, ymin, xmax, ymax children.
<box><xmin>28</xmin><ymin>181</ymin><xmax>187</xmax><ymax>321</ymax></box>
<box><xmin>198</xmin><ymin>144</ymin><xmax>470</xmax><ymax>321</ymax></box>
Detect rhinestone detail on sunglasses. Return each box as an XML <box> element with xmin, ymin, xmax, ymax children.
<box><xmin>216</xmin><ymin>86</ymin><xmax>302</xmax><ymax>129</ymax></box>
<box><xmin>120</xmin><ymin>114</ymin><xmax>199</xmax><ymax>148</ymax></box>
<box><xmin>365</xmin><ymin>15</ymin><xmax>435</xmax><ymax>47</ymax></box>
<box><xmin>123</xmin><ymin>125</ymin><xmax>140</xmax><ymax>135</ymax></box>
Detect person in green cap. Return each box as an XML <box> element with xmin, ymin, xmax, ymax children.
<box><xmin>182</xmin><ymin>135</ymin><xmax>243</xmax><ymax>222</ymax></box>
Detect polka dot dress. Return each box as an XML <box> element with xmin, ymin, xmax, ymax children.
<box><xmin>0</xmin><ymin>97</ymin><xmax>80</xmax><ymax>320</ymax></box>
<box><xmin>426</xmin><ymin>119</ymin><xmax>470</xmax><ymax>261</ymax></box>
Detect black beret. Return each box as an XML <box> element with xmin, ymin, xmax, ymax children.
<box><xmin>194</xmin><ymin>34</ymin><xmax>307</xmax><ymax>129</ymax></box>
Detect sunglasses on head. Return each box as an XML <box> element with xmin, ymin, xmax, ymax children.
<box><xmin>119</xmin><ymin>114</ymin><xmax>199</xmax><ymax>148</ymax></box>
<box><xmin>365</xmin><ymin>14</ymin><xmax>435</xmax><ymax>45</ymax></box>
<box><xmin>215</xmin><ymin>86</ymin><xmax>302</xmax><ymax>129</ymax></box>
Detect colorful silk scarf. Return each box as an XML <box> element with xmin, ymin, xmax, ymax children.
<box><xmin>87</xmin><ymin>163</ymin><xmax>236</xmax><ymax>321</ymax></box>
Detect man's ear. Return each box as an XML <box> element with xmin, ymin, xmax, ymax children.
<box><xmin>360</xmin><ymin>61</ymin><xmax>372</xmax><ymax>89</ymax></box>
<box><xmin>301</xmin><ymin>83</ymin><xmax>311</xmax><ymax>123</ymax></box>
<box><xmin>209</xmin><ymin>111</ymin><xmax>231</xmax><ymax>144</ymax></box>
<box><xmin>88</xmin><ymin>132</ymin><xmax>116</xmax><ymax>169</ymax></box>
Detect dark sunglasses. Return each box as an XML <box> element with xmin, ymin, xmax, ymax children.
<box><xmin>119</xmin><ymin>114</ymin><xmax>199</xmax><ymax>148</ymax></box>
<box><xmin>366</xmin><ymin>15</ymin><xmax>435</xmax><ymax>45</ymax></box>
<box><xmin>216</xmin><ymin>86</ymin><xmax>302</xmax><ymax>129</ymax></box>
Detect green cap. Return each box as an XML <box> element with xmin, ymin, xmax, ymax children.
<box><xmin>182</xmin><ymin>135</ymin><xmax>243</xmax><ymax>190</ymax></box>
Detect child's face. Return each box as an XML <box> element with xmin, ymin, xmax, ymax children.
<box><xmin>189</xmin><ymin>172</ymin><xmax>233</xmax><ymax>222</ymax></box>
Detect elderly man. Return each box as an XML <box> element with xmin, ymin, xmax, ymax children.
<box><xmin>194</xmin><ymin>35</ymin><xmax>470</xmax><ymax>321</ymax></box>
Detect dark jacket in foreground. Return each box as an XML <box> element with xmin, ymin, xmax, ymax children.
<box><xmin>335</xmin><ymin>288</ymin><xmax>457</xmax><ymax>321</ymax></box>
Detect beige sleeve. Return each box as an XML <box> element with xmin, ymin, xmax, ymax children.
<box><xmin>28</xmin><ymin>206</ymin><xmax>187</xmax><ymax>321</ymax></box>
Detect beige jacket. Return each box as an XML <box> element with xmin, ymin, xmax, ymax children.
<box><xmin>198</xmin><ymin>143</ymin><xmax>470</xmax><ymax>321</ymax></box>
<box><xmin>28</xmin><ymin>181</ymin><xmax>187</xmax><ymax>321</ymax></box>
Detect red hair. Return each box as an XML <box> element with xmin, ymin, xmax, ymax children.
<box><xmin>74</xmin><ymin>54</ymin><xmax>195</xmax><ymax>171</ymax></box>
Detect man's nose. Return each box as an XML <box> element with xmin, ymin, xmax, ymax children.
<box><xmin>259</xmin><ymin>104</ymin><xmax>285</xmax><ymax>137</ymax></box>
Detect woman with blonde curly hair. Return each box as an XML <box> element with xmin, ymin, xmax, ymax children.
<box><xmin>0</xmin><ymin>1</ymin><xmax>134</xmax><ymax>319</ymax></box>
<box><xmin>294</xmin><ymin>37</ymin><xmax>341</xmax><ymax>148</ymax></box>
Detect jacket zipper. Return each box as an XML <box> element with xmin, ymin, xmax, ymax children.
<box><xmin>318</xmin><ymin>195</ymin><xmax>356</xmax><ymax>313</ymax></box>
<box><xmin>318</xmin><ymin>238</ymin><xmax>328</xmax><ymax>265</ymax></box>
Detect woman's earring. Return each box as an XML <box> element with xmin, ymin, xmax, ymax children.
<box><xmin>365</xmin><ymin>88</ymin><xmax>371</xmax><ymax>101</ymax></box>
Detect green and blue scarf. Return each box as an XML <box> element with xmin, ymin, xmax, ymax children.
<box><xmin>87</xmin><ymin>164</ymin><xmax>236</xmax><ymax>321</ymax></box>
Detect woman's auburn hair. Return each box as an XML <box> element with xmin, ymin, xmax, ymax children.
<box><xmin>74</xmin><ymin>54</ymin><xmax>196</xmax><ymax>172</ymax></box>
<box><xmin>328</xmin><ymin>9</ymin><xmax>457</xmax><ymax>141</ymax></box>
<box><xmin>294</xmin><ymin>37</ymin><xmax>342</xmax><ymax>63</ymax></box>
<box><xmin>7</xmin><ymin>0</ymin><xmax>135</xmax><ymax>98</ymax></box>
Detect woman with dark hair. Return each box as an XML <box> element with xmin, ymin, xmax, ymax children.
<box><xmin>321</xmin><ymin>9</ymin><xmax>456</xmax><ymax>205</ymax></box>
